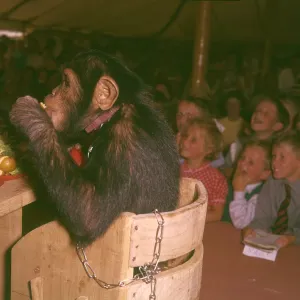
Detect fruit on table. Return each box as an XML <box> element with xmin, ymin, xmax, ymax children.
<box><xmin>0</xmin><ymin>155</ymin><xmax>17</xmax><ymax>173</ymax></box>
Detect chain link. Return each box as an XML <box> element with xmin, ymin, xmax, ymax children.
<box><xmin>76</xmin><ymin>209</ymin><xmax>164</xmax><ymax>299</ymax></box>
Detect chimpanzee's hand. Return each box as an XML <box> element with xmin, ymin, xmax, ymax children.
<box><xmin>10</xmin><ymin>96</ymin><xmax>51</xmax><ymax>138</ymax></box>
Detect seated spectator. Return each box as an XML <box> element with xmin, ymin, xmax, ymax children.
<box><xmin>243</xmin><ymin>133</ymin><xmax>300</xmax><ymax>247</ymax></box>
<box><xmin>225</xmin><ymin>94</ymin><xmax>289</xmax><ymax>169</ymax></box>
<box><xmin>218</xmin><ymin>90</ymin><xmax>244</xmax><ymax>148</ymax></box>
<box><xmin>179</xmin><ymin>118</ymin><xmax>228</xmax><ymax>222</ymax></box>
<box><xmin>226</xmin><ymin>140</ymin><xmax>271</xmax><ymax>228</ymax></box>
<box><xmin>176</xmin><ymin>96</ymin><xmax>225</xmax><ymax>168</ymax></box>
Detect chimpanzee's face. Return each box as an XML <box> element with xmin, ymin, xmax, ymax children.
<box><xmin>44</xmin><ymin>69</ymin><xmax>82</xmax><ymax>132</ymax></box>
<box><xmin>43</xmin><ymin>53</ymin><xmax>119</xmax><ymax>135</ymax></box>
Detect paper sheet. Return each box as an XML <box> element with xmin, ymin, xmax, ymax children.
<box><xmin>243</xmin><ymin>245</ymin><xmax>278</xmax><ymax>262</ymax></box>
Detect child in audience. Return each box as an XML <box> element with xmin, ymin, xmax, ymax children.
<box><xmin>218</xmin><ymin>91</ymin><xmax>244</xmax><ymax>148</ymax></box>
<box><xmin>225</xmin><ymin>94</ymin><xmax>289</xmax><ymax>169</ymax></box>
<box><xmin>180</xmin><ymin>118</ymin><xmax>228</xmax><ymax>222</ymax></box>
<box><xmin>177</xmin><ymin>97</ymin><xmax>215</xmax><ymax>140</ymax></box>
<box><xmin>228</xmin><ymin>140</ymin><xmax>271</xmax><ymax>229</ymax></box>
<box><xmin>243</xmin><ymin>133</ymin><xmax>300</xmax><ymax>247</ymax></box>
<box><xmin>176</xmin><ymin>96</ymin><xmax>225</xmax><ymax>168</ymax></box>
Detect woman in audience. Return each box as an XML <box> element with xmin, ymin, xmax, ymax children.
<box><xmin>179</xmin><ymin>118</ymin><xmax>228</xmax><ymax>222</ymax></box>
<box><xmin>218</xmin><ymin>90</ymin><xmax>245</xmax><ymax>150</ymax></box>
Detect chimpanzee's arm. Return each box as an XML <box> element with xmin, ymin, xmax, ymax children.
<box><xmin>10</xmin><ymin>96</ymin><xmax>125</xmax><ymax>244</ymax></box>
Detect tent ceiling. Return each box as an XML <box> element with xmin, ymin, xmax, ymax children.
<box><xmin>0</xmin><ymin>0</ymin><xmax>299</xmax><ymax>43</ymax></box>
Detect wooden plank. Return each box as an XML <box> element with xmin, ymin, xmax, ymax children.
<box><xmin>30</xmin><ymin>277</ymin><xmax>43</xmax><ymax>300</ymax></box>
<box><xmin>0</xmin><ymin>179</ymin><xmax>35</xmax><ymax>217</ymax></box>
<box><xmin>129</xmin><ymin>178</ymin><xmax>208</xmax><ymax>267</ymax></box>
<box><xmin>127</xmin><ymin>245</ymin><xmax>203</xmax><ymax>300</ymax></box>
<box><xmin>178</xmin><ymin>178</ymin><xmax>208</xmax><ymax>208</ymax></box>
<box><xmin>129</xmin><ymin>200</ymin><xmax>207</xmax><ymax>267</ymax></box>
<box><xmin>0</xmin><ymin>208</ymin><xmax>22</xmax><ymax>300</ymax></box>
<box><xmin>0</xmin><ymin>179</ymin><xmax>35</xmax><ymax>299</ymax></box>
<box><xmin>11</xmin><ymin>214</ymin><xmax>134</xmax><ymax>300</ymax></box>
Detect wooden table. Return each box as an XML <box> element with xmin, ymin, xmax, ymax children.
<box><xmin>0</xmin><ymin>179</ymin><xmax>35</xmax><ymax>300</ymax></box>
<box><xmin>202</xmin><ymin>222</ymin><xmax>300</xmax><ymax>300</ymax></box>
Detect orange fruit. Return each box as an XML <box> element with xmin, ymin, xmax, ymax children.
<box><xmin>0</xmin><ymin>156</ymin><xmax>17</xmax><ymax>173</ymax></box>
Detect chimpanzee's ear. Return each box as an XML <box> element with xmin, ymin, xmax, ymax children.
<box><xmin>93</xmin><ymin>76</ymin><xmax>119</xmax><ymax>110</ymax></box>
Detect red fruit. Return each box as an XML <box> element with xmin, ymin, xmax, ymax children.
<box><xmin>69</xmin><ymin>147</ymin><xmax>84</xmax><ymax>166</ymax></box>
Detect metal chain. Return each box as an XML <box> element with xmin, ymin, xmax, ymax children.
<box><xmin>76</xmin><ymin>209</ymin><xmax>164</xmax><ymax>299</ymax></box>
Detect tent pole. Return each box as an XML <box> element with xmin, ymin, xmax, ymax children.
<box><xmin>261</xmin><ymin>0</ymin><xmax>278</xmax><ymax>82</ymax></box>
<box><xmin>190</xmin><ymin>1</ymin><xmax>212</xmax><ymax>98</ymax></box>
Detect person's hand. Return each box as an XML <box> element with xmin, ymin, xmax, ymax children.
<box><xmin>233</xmin><ymin>170</ymin><xmax>251</xmax><ymax>191</ymax></box>
<box><xmin>242</xmin><ymin>227</ymin><xmax>256</xmax><ymax>239</ymax></box>
<box><xmin>275</xmin><ymin>235</ymin><xmax>296</xmax><ymax>248</ymax></box>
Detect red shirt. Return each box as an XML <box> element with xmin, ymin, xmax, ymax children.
<box><xmin>181</xmin><ymin>162</ymin><xmax>228</xmax><ymax>205</ymax></box>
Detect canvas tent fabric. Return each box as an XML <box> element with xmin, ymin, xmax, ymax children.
<box><xmin>0</xmin><ymin>0</ymin><xmax>299</xmax><ymax>42</ymax></box>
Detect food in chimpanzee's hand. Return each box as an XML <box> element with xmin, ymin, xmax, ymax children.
<box><xmin>40</xmin><ymin>102</ymin><xmax>47</xmax><ymax>109</ymax></box>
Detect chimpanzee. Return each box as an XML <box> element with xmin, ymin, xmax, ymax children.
<box><xmin>10</xmin><ymin>50</ymin><xmax>179</xmax><ymax>245</ymax></box>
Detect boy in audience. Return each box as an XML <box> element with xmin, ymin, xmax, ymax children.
<box><xmin>243</xmin><ymin>133</ymin><xmax>300</xmax><ymax>247</ymax></box>
<box><xmin>228</xmin><ymin>141</ymin><xmax>271</xmax><ymax>229</ymax></box>
<box><xmin>225</xmin><ymin>94</ymin><xmax>289</xmax><ymax>170</ymax></box>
